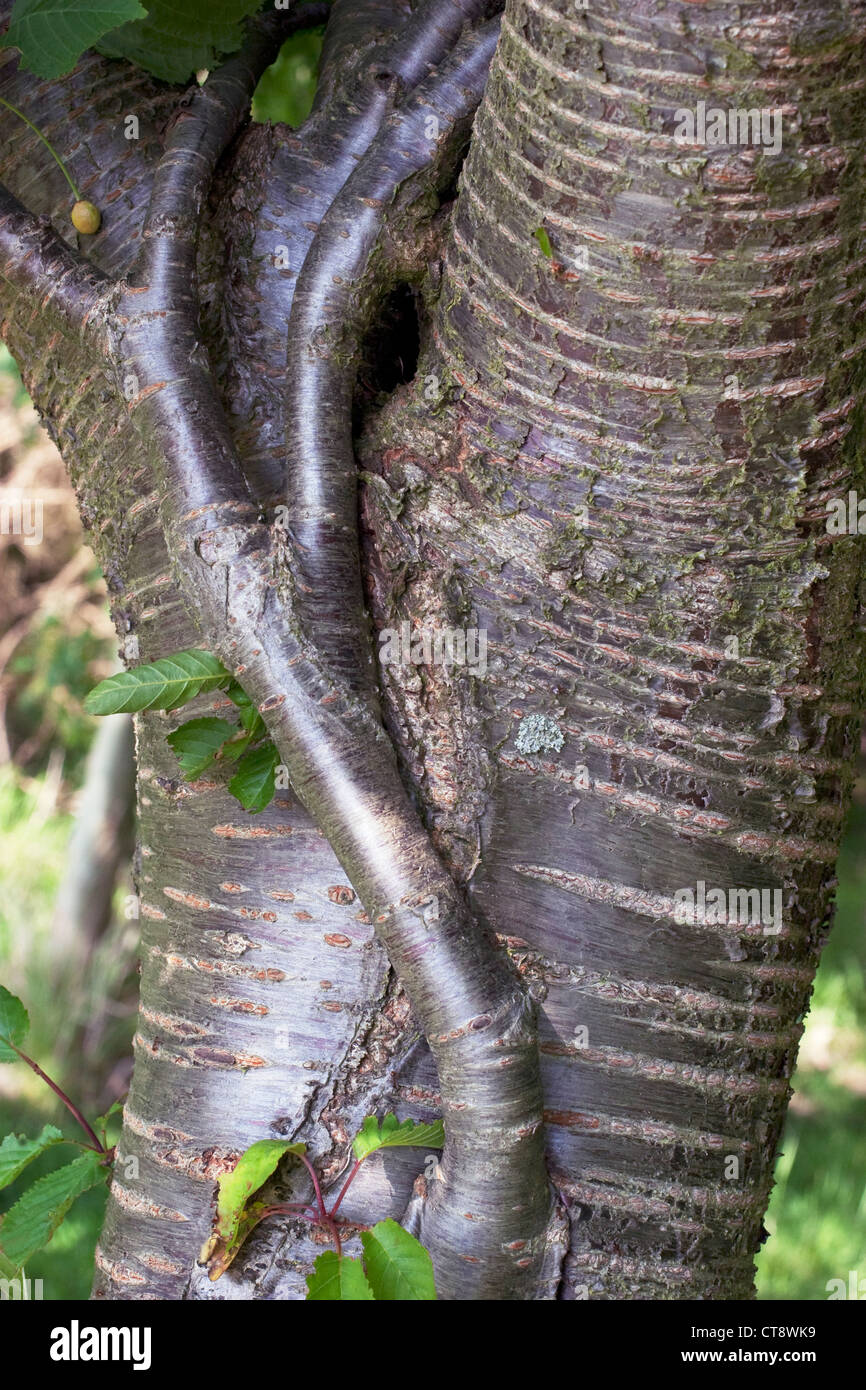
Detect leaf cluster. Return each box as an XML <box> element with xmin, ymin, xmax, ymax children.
<box><xmin>200</xmin><ymin>1114</ymin><xmax>445</xmax><ymax>1299</ymax></box>
<box><xmin>0</xmin><ymin>986</ymin><xmax>114</xmax><ymax>1276</ymax></box>
<box><xmin>85</xmin><ymin>650</ymin><xmax>281</xmax><ymax>813</ymax></box>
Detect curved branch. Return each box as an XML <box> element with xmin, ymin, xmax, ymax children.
<box><xmin>312</xmin><ymin>0</ymin><xmax>497</xmax><ymax>113</ymax></box>
<box><xmin>133</xmin><ymin>2</ymin><xmax>331</xmax><ymax>284</ymax></box>
<box><xmin>386</xmin><ymin>0</ymin><xmax>502</xmax><ymax>87</ymax></box>
<box><xmin>0</xmin><ymin>184</ymin><xmax>111</xmax><ymax>341</ymax></box>
<box><xmin>213</xmin><ymin>1</ymin><xmax>497</xmax><ymax>504</ymax></box>
<box><xmin>164</xmin><ymin>498</ymin><xmax>554</xmax><ymax>1300</ymax></box>
<box><xmin>268</xmin><ymin>25</ymin><xmax>561</xmax><ymax>1299</ymax></box>
<box><xmin>121</xmin><ymin>5</ymin><xmax>330</xmax><ymax>512</ymax></box>
<box><xmin>112</xmin><ymin>12</ymin><xmax>552</xmax><ymax>1299</ymax></box>
<box><xmin>284</xmin><ymin>19</ymin><xmax>500</xmax><ymax>690</ymax></box>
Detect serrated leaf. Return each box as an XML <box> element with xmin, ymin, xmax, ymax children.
<box><xmin>0</xmin><ymin>1150</ymin><xmax>105</xmax><ymax>1266</ymax></box>
<box><xmin>306</xmin><ymin>1251</ymin><xmax>374</xmax><ymax>1301</ymax></box>
<box><xmin>352</xmin><ymin>1113</ymin><xmax>445</xmax><ymax>1162</ymax></box>
<box><xmin>225</xmin><ymin>681</ymin><xmax>252</xmax><ymax>712</ymax></box>
<box><xmin>201</xmin><ymin>1199</ymin><xmax>270</xmax><ymax>1281</ymax></box>
<box><xmin>227</xmin><ymin>742</ymin><xmax>279</xmax><ymax>813</ymax></box>
<box><xmin>0</xmin><ymin>0</ymin><xmax>146</xmax><ymax>78</ymax></box>
<box><xmin>218</xmin><ymin>732</ymin><xmax>253</xmax><ymax>764</ymax></box>
<box><xmin>226</xmin><ymin>682</ymin><xmax>266</xmax><ymax>737</ymax></box>
<box><xmin>361</xmin><ymin>1219</ymin><xmax>436</xmax><ymax>1300</ymax></box>
<box><xmin>84</xmin><ymin>649</ymin><xmax>230</xmax><ymax>715</ymax></box>
<box><xmin>0</xmin><ymin>1126</ymin><xmax>65</xmax><ymax>1190</ymax></box>
<box><xmin>0</xmin><ymin>1247</ymin><xmax>21</xmax><ymax>1281</ymax></box>
<box><xmin>97</xmin><ymin>0</ymin><xmax>264</xmax><ymax>84</ymax></box>
<box><xmin>0</xmin><ymin>986</ymin><xmax>29</xmax><ymax>1063</ymax></box>
<box><xmin>215</xmin><ymin>1139</ymin><xmax>304</xmax><ymax>1243</ymax></box>
<box><xmin>200</xmin><ymin>1139</ymin><xmax>305</xmax><ymax>1279</ymax></box>
<box><xmin>167</xmin><ymin>717</ymin><xmax>237</xmax><ymax>780</ymax></box>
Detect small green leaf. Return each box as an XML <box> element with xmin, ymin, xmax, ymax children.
<box><xmin>200</xmin><ymin>1138</ymin><xmax>305</xmax><ymax>1279</ymax></box>
<box><xmin>533</xmin><ymin>226</ymin><xmax>553</xmax><ymax>258</ymax></box>
<box><xmin>167</xmin><ymin>717</ymin><xmax>237</xmax><ymax>780</ymax></box>
<box><xmin>227</xmin><ymin>742</ymin><xmax>279</xmax><ymax>813</ymax></box>
<box><xmin>226</xmin><ymin>682</ymin><xmax>266</xmax><ymax>737</ymax></box>
<box><xmin>306</xmin><ymin>1251</ymin><xmax>374</xmax><ymax>1301</ymax></box>
<box><xmin>200</xmin><ymin>1134</ymin><xmax>304</xmax><ymax>1273</ymax></box>
<box><xmin>0</xmin><ymin>1247</ymin><xmax>21</xmax><ymax>1281</ymax></box>
<box><xmin>224</xmin><ymin>681</ymin><xmax>253</xmax><ymax>712</ymax></box>
<box><xmin>239</xmin><ymin>708</ymin><xmax>266</xmax><ymax>738</ymax></box>
<box><xmin>218</xmin><ymin>732</ymin><xmax>254</xmax><ymax>764</ymax></box>
<box><xmin>0</xmin><ymin>1126</ymin><xmax>65</xmax><ymax>1190</ymax></box>
<box><xmin>214</xmin><ymin>1139</ymin><xmax>304</xmax><ymax>1244</ymax></box>
<box><xmin>352</xmin><ymin>1113</ymin><xmax>445</xmax><ymax>1162</ymax></box>
<box><xmin>0</xmin><ymin>0</ymin><xmax>147</xmax><ymax>79</ymax></box>
<box><xmin>361</xmin><ymin>1219</ymin><xmax>436</xmax><ymax>1300</ymax></box>
<box><xmin>84</xmin><ymin>649</ymin><xmax>230</xmax><ymax>715</ymax></box>
<box><xmin>204</xmin><ymin>1200</ymin><xmax>272</xmax><ymax>1281</ymax></box>
<box><xmin>0</xmin><ymin>1150</ymin><xmax>105</xmax><ymax>1266</ymax></box>
<box><xmin>96</xmin><ymin>0</ymin><xmax>264</xmax><ymax>84</ymax></box>
<box><xmin>0</xmin><ymin>986</ymin><xmax>29</xmax><ymax>1063</ymax></box>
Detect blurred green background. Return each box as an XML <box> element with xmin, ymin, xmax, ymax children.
<box><xmin>1</xmin><ymin>21</ymin><xmax>865</xmax><ymax>1303</ymax></box>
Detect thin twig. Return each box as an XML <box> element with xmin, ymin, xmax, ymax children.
<box><xmin>8</xmin><ymin>1043</ymin><xmax>106</xmax><ymax>1153</ymax></box>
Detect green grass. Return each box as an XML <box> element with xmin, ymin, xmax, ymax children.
<box><xmin>755</xmin><ymin>796</ymin><xmax>866</xmax><ymax>1300</ymax></box>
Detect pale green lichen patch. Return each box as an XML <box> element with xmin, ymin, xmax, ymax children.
<box><xmin>515</xmin><ymin>713</ymin><xmax>565</xmax><ymax>755</ymax></box>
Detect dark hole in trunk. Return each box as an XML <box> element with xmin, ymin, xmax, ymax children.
<box><xmin>355</xmin><ymin>283</ymin><xmax>421</xmax><ymax>420</ymax></box>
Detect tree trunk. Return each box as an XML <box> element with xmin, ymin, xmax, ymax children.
<box><xmin>1</xmin><ymin>0</ymin><xmax>864</xmax><ymax>1300</ymax></box>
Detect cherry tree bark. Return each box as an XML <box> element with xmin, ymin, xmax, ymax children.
<box><xmin>1</xmin><ymin>0</ymin><xmax>864</xmax><ymax>1301</ymax></box>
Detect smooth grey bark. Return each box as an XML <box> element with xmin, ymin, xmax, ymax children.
<box><xmin>1</xmin><ymin>0</ymin><xmax>865</xmax><ymax>1301</ymax></box>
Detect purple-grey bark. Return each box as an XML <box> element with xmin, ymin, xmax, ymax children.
<box><xmin>1</xmin><ymin>0</ymin><xmax>864</xmax><ymax>1300</ymax></box>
